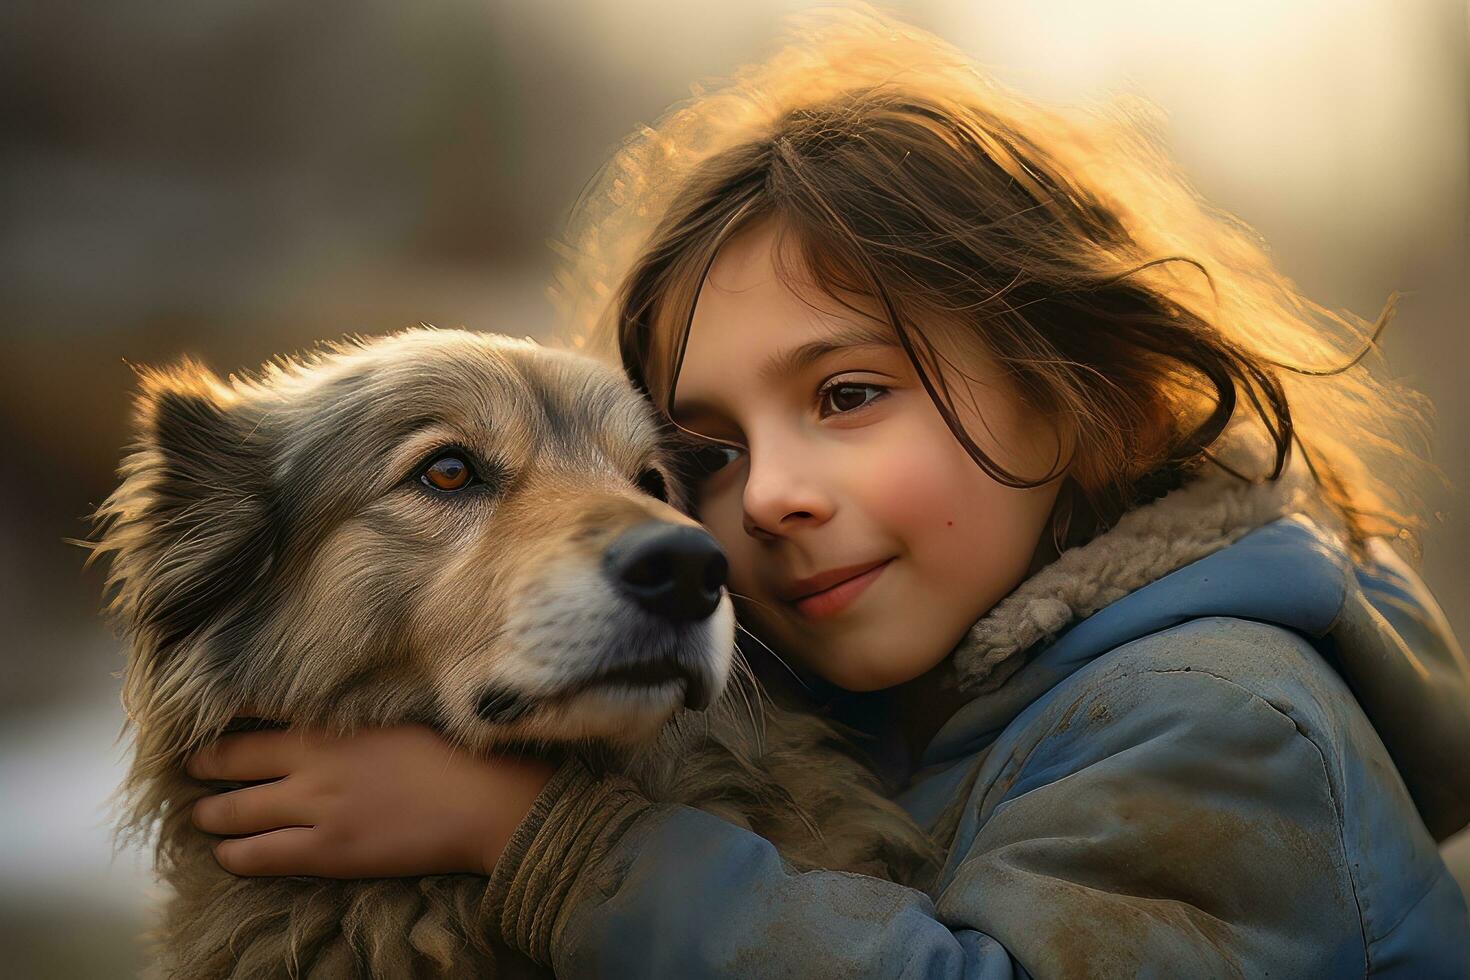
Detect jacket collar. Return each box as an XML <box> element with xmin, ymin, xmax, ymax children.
<box><xmin>950</xmin><ymin>419</ymin><xmax>1351</xmax><ymax>696</ymax></box>
<box><xmin>919</xmin><ymin>513</ymin><xmax>1352</xmax><ymax>770</ymax></box>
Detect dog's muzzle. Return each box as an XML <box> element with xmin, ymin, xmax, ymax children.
<box><xmin>473</xmin><ymin>522</ymin><xmax>728</xmax><ymax>725</ymax></box>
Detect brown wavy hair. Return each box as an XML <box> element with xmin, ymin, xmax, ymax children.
<box><xmin>554</xmin><ymin>3</ymin><xmax>1441</xmax><ymax>564</ymax></box>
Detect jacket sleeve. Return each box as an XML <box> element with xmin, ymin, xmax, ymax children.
<box><xmin>1332</xmin><ymin>539</ymin><xmax>1470</xmax><ymax>840</ymax></box>
<box><xmin>487</xmin><ymin>640</ymin><xmax>1372</xmax><ymax>978</ymax></box>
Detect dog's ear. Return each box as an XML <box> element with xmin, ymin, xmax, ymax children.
<box><xmin>93</xmin><ymin>359</ymin><xmax>277</xmax><ymax>657</ymax></box>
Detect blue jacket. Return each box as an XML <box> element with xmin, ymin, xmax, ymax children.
<box><xmin>494</xmin><ymin>515</ymin><xmax>1470</xmax><ymax>977</ymax></box>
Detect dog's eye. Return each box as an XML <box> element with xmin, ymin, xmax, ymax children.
<box><xmin>636</xmin><ymin>468</ymin><xmax>669</xmax><ymax>503</ymax></box>
<box><xmin>422</xmin><ymin>454</ymin><xmax>474</xmax><ymax>492</ymax></box>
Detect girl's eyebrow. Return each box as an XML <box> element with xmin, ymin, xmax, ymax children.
<box><xmin>755</xmin><ymin>320</ymin><xmax>899</xmax><ymax>384</ymax></box>
<box><xmin>671</xmin><ymin>320</ymin><xmax>899</xmax><ymax>422</ymax></box>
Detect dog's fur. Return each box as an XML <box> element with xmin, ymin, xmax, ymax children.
<box><xmin>91</xmin><ymin>329</ymin><xmax>938</xmax><ymax>978</ymax></box>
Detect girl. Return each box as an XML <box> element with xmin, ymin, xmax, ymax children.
<box><xmin>185</xmin><ymin>6</ymin><xmax>1470</xmax><ymax>975</ymax></box>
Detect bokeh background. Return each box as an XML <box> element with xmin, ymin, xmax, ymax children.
<box><xmin>2</xmin><ymin>0</ymin><xmax>1466</xmax><ymax>974</ymax></box>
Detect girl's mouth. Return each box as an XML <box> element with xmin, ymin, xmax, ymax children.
<box><xmin>792</xmin><ymin>559</ymin><xmax>894</xmax><ymax>619</ymax></box>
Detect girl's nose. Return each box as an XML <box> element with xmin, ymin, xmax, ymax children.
<box><xmin>740</xmin><ymin>440</ymin><xmax>834</xmax><ymax>538</ymax></box>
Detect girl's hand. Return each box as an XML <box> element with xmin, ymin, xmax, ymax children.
<box><xmin>186</xmin><ymin>722</ymin><xmax>556</xmax><ymax>879</ymax></box>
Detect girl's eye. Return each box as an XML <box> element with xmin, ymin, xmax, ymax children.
<box><xmin>819</xmin><ymin>381</ymin><xmax>888</xmax><ymax>417</ymax></box>
<box><xmin>420</xmin><ymin>454</ymin><xmax>476</xmax><ymax>492</ymax></box>
<box><xmin>675</xmin><ymin>441</ymin><xmax>744</xmax><ymax>483</ymax></box>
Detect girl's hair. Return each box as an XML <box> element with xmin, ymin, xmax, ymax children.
<box><xmin>554</xmin><ymin>4</ymin><xmax>1441</xmax><ymax>563</ymax></box>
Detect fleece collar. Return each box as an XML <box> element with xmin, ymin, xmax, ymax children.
<box><xmin>950</xmin><ymin>421</ymin><xmax>1350</xmax><ymax>696</ymax></box>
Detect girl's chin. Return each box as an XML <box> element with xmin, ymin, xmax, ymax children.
<box><xmin>801</xmin><ymin>643</ymin><xmax>946</xmax><ymax>694</ymax></box>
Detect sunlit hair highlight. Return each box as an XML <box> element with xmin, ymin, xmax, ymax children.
<box><xmin>554</xmin><ymin>3</ymin><xmax>1441</xmax><ymax>563</ymax></box>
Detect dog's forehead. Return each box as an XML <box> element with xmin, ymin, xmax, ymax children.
<box><xmin>331</xmin><ymin>331</ymin><xmax>662</xmax><ymax>459</ymax></box>
<box><xmin>500</xmin><ymin>344</ymin><xmax>662</xmax><ymax>456</ymax></box>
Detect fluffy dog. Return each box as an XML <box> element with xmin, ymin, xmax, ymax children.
<box><xmin>91</xmin><ymin>329</ymin><xmax>938</xmax><ymax>978</ymax></box>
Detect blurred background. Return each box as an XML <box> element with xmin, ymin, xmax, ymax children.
<box><xmin>1</xmin><ymin>0</ymin><xmax>1466</xmax><ymax>974</ymax></box>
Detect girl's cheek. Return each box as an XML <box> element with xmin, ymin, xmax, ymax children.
<box><xmin>690</xmin><ymin>491</ymin><xmax>760</xmax><ymax>588</ymax></box>
<box><xmin>854</xmin><ymin>421</ymin><xmax>1044</xmax><ymax>589</ymax></box>
<box><xmin>847</xmin><ymin>428</ymin><xmax>968</xmax><ymax>531</ymax></box>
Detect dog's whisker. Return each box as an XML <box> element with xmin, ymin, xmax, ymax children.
<box><xmin>725</xmin><ymin>588</ymin><xmax>783</xmax><ymax>618</ymax></box>
<box><xmin>721</xmin><ymin>648</ymin><xmax>764</xmax><ymax>746</ymax></box>
<box><xmin>731</xmin><ymin>617</ymin><xmax>813</xmax><ymax>694</ymax></box>
<box><xmin>730</xmin><ymin>645</ymin><xmax>772</xmax><ymax>720</ymax></box>
<box><xmin>728</xmin><ymin>647</ymin><xmax>770</xmax><ymax>750</ymax></box>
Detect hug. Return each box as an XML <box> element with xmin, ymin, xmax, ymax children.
<box><xmin>94</xmin><ymin>6</ymin><xmax>1470</xmax><ymax>977</ymax></box>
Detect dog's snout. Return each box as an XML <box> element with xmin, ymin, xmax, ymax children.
<box><xmin>603</xmin><ymin>521</ymin><xmax>727</xmax><ymax>622</ymax></box>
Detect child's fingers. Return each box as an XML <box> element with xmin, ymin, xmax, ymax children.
<box><xmin>191</xmin><ymin>778</ymin><xmax>309</xmax><ymax>837</ymax></box>
<box><xmin>212</xmin><ymin>826</ymin><xmax>322</xmax><ymax>877</ymax></box>
<box><xmin>185</xmin><ymin>728</ymin><xmax>304</xmax><ymax>781</ymax></box>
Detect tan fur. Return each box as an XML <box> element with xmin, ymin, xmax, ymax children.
<box><xmin>91</xmin><ymin>329</ymin><xmax>938</xmax><ymax>978</ymax></box>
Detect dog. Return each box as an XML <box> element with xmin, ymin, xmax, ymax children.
<box><xmin>90</xmin><ymin>328</ymin><xmax>939</xmax><ymax>978</ymax></box>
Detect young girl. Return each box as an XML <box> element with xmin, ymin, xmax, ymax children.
<box><xmin>185</xmin><ymin>7</ymin><xmax>1470</xmax><ymax>975</ymax></box>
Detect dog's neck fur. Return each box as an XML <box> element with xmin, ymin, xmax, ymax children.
<box><xmin>949</xmin><ymin>419</ymin><xmax>1347</xmax><ymax>696</ymax></box>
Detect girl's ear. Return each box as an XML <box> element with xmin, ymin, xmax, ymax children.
<box><xmin>94</xmin><ymin>360</ymin><xmax>278</xmax><ymax>656</ymax></box>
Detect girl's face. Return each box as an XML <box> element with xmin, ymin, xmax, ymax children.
<box><xmin>658</xmin><ymin>221</ymin><xmax>1066</xmax><ymax>692</ymax></box>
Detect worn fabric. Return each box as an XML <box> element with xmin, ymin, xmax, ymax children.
<box><xmin>487</xmin><ymin>428</ymin><xmax>1470</xmax><ymax>977</ymax></box>
<box><xmin>949</xmin><ymin>418</ymin><xmax>1344</xmax><ymax>695</ymax></box>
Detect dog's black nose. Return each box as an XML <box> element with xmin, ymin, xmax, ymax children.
<box><xmin>603</xmin><ymin>521</ymin><xmax>727</xmax><ymax>622</ymax></box>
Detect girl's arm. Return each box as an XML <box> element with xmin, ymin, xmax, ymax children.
<box><xmin>488</xmin><ymin>625</ymin><xmax>1468</xmax><ymax>978</ymax></box>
